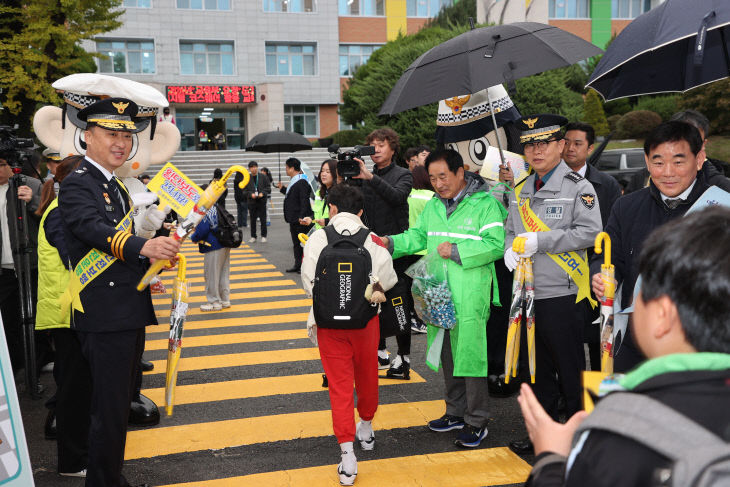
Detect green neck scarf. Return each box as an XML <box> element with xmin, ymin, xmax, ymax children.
<box><xmin>619</xmin><ymin>352</ymin><xmax>730</xmax><ymax>390</ymax></box>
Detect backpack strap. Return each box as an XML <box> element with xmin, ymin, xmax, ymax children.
<box><xmin>575</xmin><ymin>392</ymin><xmax>730</xmax><ymax>486</ymax></box>
<box><xmin>323</xmin><ymin>225</ymin><xmax>370</xmax><ymax>247</ymax></box>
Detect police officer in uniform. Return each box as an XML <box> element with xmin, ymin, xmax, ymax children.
<box><xmin>503</xmin><ymin>114</ymin><xmax>602</xmax><ymax>454</ymax></box>
<box><xmin>58</xmin><ymin>97</ymin><xmax>180</xmax><ymax>487</ymax></box>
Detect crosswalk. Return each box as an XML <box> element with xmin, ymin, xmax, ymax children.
<box><xmin>125</xmin><ymin>242</ymin><xmax>532</xmax><ymax>486</ymax></box>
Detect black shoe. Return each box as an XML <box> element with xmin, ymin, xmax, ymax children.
<box><xmin>286</xmin><ymin>267</ymin><xmax>301</xmax><ymax>273</ymax></box>
<box><xmin>44</xmin><ymin>409</ymin><xmax>56</xmax><ymax>440</ymax></box>
<box><xmin>322</xmin><ymin>374</ymin><xmax>328</xmax><ymax>388</ymax></box>
<box><xmin>129</xmin><ymin>393</ymin><xmax>160</xmax><ymax>426</ymax></box>
<box><xmin>488</xmin><ymin>374</ymin><xmax>519</xmax><ymax>398</ymax></box>
<box><xmin>509</xmin><ymin>436</ymin><xmax>534</xmax><ymax>455</ymax></box>
<box><xmin>140</xmin><ymin>358</ymin><xmax>154</xmax><ymax>372</ymax></box>
<box><xmin>385</xmin><ymin>355</ymin><xmax>410</xmax><ymax>380</ymax></box>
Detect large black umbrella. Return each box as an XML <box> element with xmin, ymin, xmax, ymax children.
<box><xmin>245</xmin><ymin>129</ymin><xmax>312</xmax><ymax>180</ymax></box>
<box><xmin>379</xmin><ymin>22</ymin><xmax>602</xmax><ymax>116</ymax></box>
<box><xmin>587</xmin><ymin>0</ymin><xmax>730</xmax><ymax>100</ymax></box>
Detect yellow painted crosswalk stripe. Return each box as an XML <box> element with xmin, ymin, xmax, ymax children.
<box><xmin>179</xmin><ymin>279</ymin><xmax>297</xmax><ymax>293</ymax></box>
<box><xmin>145</xmin><ymin>328</ymin><xmax>309</xmax><ymax>351</ymax></box>
<box><xmin>152</xmin><ymin>288</ymin><xmax>305</xmax><ymax>306</ymax></box>
<box><xmin>157</xmin><ymin>448</ymin><xmax>531</xmax><ymax>487</ymax></box>
<box><xmin>184</xmin><ymin>257</ymin><xmax>267</xmax><ymax>269</ymax></box>
<box><xmin>154</xmin><ymin>298</ymin><xmax>311</xmax><ymax>318</ymax></box>
<box><xmin>125</xmin><ymin>400</ymin><xmax>446</xmax><ymax>460</ymax></box>
<box><xmin>157</xmin><ymin>263</ymin><xmax>275</xmax><ymax>278</ymax></box>
<box><xmin>158</xmin><ymin>269</ymin><xmax>279</xmax><ymax>285</ymax></box>
<box><xmin>146</xmin><ymin>312</ymin><xmax>308</xmax><ymax>334</ymax></box>
<box><xmin>143</xmin><ymin>347</ymin><xmax>319</xmax><ymax>375</ymax></box>
<box><xmin>141</xmin><ymin>371</ymin><xmax>425</xmax><ymax>406</ymax></box>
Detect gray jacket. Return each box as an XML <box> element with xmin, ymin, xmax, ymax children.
<box><xmin>505</xmin><ymin>161</ymin><xmax>602</xmax><ymax>299</ymax></box>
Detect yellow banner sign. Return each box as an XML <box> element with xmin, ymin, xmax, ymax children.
<box><xmin>147</xmin><ymin>162</ymin><xmax>203</xmax><ymax>218</ymax></box>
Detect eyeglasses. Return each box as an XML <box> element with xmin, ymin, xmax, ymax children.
<box><xmin>523</xmin><ymin>139</ymin><xmax>558</xmax><ymax>152</ymax></box>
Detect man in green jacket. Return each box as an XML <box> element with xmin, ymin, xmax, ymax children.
<box><xmin>383</xmin><ymin>148</ymin><xmax>506</xmax><ymax>448</ymax></box>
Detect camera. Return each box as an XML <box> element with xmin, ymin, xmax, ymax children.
<box><xmin>0</xmin><ymin>126</ymin><xmax>35</xmax><ymax>170</ymax></box>
<box><xmin>328</xmin><ymin>144</ymin><xmax>376</xmax><ymax>179</ymax></box>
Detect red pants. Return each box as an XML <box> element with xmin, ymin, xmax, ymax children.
<box><xmin>317</xmin><ymin>316</ymin><xmax>380</xmax><ymax>444</ymax></box>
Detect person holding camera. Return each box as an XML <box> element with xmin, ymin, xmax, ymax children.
<box><xmin>353</xmin><ymin>128</ymin><xmax>414</xmax><ymax>377</ymax></box>
<box><xmin>0</xmin><ymin>155</ymin><xmax>42</xmax><ymax>375</ymax></box>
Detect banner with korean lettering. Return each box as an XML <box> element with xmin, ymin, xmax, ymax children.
<box><xmin>147</xmin><ymin>162</ymin><xmax>203</xmax><ymax>218</ymax></box>
<box><xmin>166</xmin><ymin>85</ymin><xmax>256</xmax><ymax>104</ymax></box>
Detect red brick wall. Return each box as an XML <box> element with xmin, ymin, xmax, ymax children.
<box><xmin>338</xmin><ymin>17</ymin><xmax>388</xmax><ymax>43</ymax></box>
<box><xmin>548</xmin><ymin>19</ymin><xmax>592</xmax><ymax>42</ymax></box>
<box><xmin>320</xmin><ymin>105</ymin><xmax>340</xmax><ymax>138</ymax></box>
<box><xmin>611</xmin><ymin>19</ymin><xmax>632</xmax><ymax>37</ymax></box>
<box><xmin>406</xmin><ymin>18</ymin><xmax>429</xmax><ymax>35</ymax></box>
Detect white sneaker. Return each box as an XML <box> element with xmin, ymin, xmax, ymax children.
<box><xmin>261</xmin><ymin>237</ymin><xmax>267</xmax><ymax>243</ymax></box>
<box><xmin>356</xmin><ymin>421</ymin><xmax>375</xmax><ymax>450</ymax></box>
<box><xmin>200</xmin><ymin>302</ymin><xmax>221</xmax><ymax>312</ymax></box>
<box><xmin>248</xmin><ymin>237</ymin><xmax>256</xmax><ymax>243</ymax></box>
<box><xmin>337</xmin><ymin>461</ymin><xmax>357</xmax><ymax>486</ymax></box>
<box><xmin>60</xmin><ymin>469</ymin><xmax>87</xmax><ymax>478</ymax></box>
<box><xmin>220</xmin><ymin>301</ymin><xmax>231</xmax><ymax>309</ymax></box>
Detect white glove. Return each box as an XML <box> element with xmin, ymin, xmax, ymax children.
<box><xmin>504</xmin><ymin>247</ymin><xmax>519</xmax><ymax>272</ymax></box>
<box><xmin>140</xmin><ymin>204</ymin><xmax>168</xmax><ymax>233</ymax></box>
<box><xmin>515</xmin><ymin>232</ymin><xmax>538</xmax><ymax>257</ymax></box>
<box><xmin>131</xmin><ymin>192</ymin><xmax>158</xmax><ymax>209</ymax></box>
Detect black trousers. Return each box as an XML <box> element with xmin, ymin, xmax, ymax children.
<box><xmin>288</xmin><ymin>222</ymin><xmax>311</xmax><ymax>270</ymax></box>
<box><xmin>378</xmin><ymin>256</ymin><xmax>416</xmax><ymax>356</ymax></box>
<box><xmin>577</xmin><ymin>298</ymin><xmax>601</xmax><ymax>371</ymax></box>
<box><xmin>52</xmin><ymin>328</ymin><xmax>91</xmax><ymax>473</ymax></box>
<box><xmin>0</xmin><ymin>269</ymin><xmax>23</xmax><ymax>372</ymax></box>
<box><xmin>529</xmin><ymin>295</ymin><xmax>584</xmax><ymax>421</ymax></box>
<box><xmin>78</xmin><ymin>328</ymin><xmax>144</xmax><ymax>487</ymax></box>
<box><xmin>249</xmin><ymin>200</ymin><xmax>267</xmax><ymax>238</ymax></box>
<box><xmin>487</xmin><ymin>258</ymin><xmax>512</xmax><ymax>376</ymax></box>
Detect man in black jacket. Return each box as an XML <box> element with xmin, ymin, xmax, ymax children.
<box><xmin>278</xmin><ymin>157</ymin><xmax>313</xmax><ymax>273</ymax></box>
<box><xmin>562</xmin><ymin>122</ymin><xmax>622</xmax><ymax>371</ymax></box>
<box><xmin>519</xmin><ymin>206</ymin><xmax>730</xmax><ymax>487</ymax></box>
<box><xmin>353</xmin><ymin>128</ymin><xmax>414</xmax><ymax>376</ymax></box>
<box><xmin>243</xmin><ymin>161</ymin><xmax>271</xmax><ymax>243</ymax></box>
<box><xmin>591</xmin><ymin>121</ymin><xmax>710</xmax><ymax>372</ymax></box>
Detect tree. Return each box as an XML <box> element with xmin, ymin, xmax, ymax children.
<box><xmin>511</xmin><ymin>69</ymin><xmax>584</xmax><ymax>122</ymax></box>
<box><xmin>680</xmin><ymin>79</ymin><xmax>730</xmax><ymax>135</ymax></box>
<box><xmin>582</xmin><ymin>89</ymin><xmax>609</xmax><ymax>136</ymax></box>
<box><xmin>0</xmin><ymin>0</ymin><xmax>123</xmax><ymax>136</ymax></box>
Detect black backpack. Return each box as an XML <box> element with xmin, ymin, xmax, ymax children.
<box><xmin>213</xmin><ymin>202</ymin><xmax>242</xmax><ymax>248</ymax></box>
<box><xmin>313</xmin><ymin>226</ymin><xmax>376</xmax><ymax>329</ymax></box>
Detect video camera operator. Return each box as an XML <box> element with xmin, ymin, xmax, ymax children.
<box><xmin>0</xmin><ymin>140</ymin><xmax>43</xmax><ymax>381</ymax></box>
<box><xmin>350</xmin><ymin>128</ymin><xmax>415</xmax><ymax>377</ymax></box>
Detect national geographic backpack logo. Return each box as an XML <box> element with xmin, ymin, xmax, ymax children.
<box><xmin>338</xmin><ymin>262</ymin><xmax>353</xmax><ymax>273</ymax></box>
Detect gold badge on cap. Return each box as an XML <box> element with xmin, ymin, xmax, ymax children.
<box><xmin>444</xmin><ymin>95</ymin><xmax>471</xmax><ymax>115</ymax></box>
<box><xmin>524</xmin><ymin>117</ymin><xmax>539</xmax><ymax>129</ymax></box>
<box><xmin>112</xmin><ymin>101</ymin><xmax>129</xmax><ymax>114</ymax></box>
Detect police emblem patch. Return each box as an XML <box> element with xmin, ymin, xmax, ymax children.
<box><xmin>580</xmin><ymin>193</ymin><xmax>596</xmax><ymax>209</ymax></box>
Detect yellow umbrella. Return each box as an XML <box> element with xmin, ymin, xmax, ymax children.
<box><xmin>505</xmin><ymin>235</ymin><xmax>536</xmax><ymax>384</ymax></box>
<box><xmin>165</xmin><ymin>253</ymin><xmax>188</xmax><ymax>416</ymax></box>
<box><xmin>594</xmin><ymin>232</ymin><xmax>615</xmax><ymax>374</ymax></box>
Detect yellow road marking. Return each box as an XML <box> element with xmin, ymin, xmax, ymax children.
<box><xmin>157</xmin><ymin>448</ymin><xmax>531</xmax><ymax>487</ymax></box>
<box><xmin>183</xmin><ymin>258</ymin><xmax>267</xmax><ymax>269</ymax></box>
<box><xmin>182</xmin><ymin>279</ymin><xmax>297</xmax><ymax>293</ymax></box>
<box><xmin>154</xmin><ymin>298</ymin><xmax>311</xmax><ymax>318</ymax></box>
<box><xmin>146</xmin><ymin>312</ymin><xmax>308</xmax><ymax>334</ymax></box>
<box><xmin>145</xmin><ymin>328</ymin><xmax>309</xmax><ymax>351</ymax></box>
<box><xmin>158</xmin><ymin>269</ymin><xmax>278</xmax><ymax>285</ymax></box>
<box><xmin>152</xmin><ymin>288</ymin><xmax>305</xmax><ymax>306</ymax></box>
<box><xmin>158</xmin><ymin>263</ymin><xmax>275</xmax><ymax>278</ymax></box>
<box><xmin>142</xmin><ymin>371</ymin><xmax>425</xmax><ymax>405</ymax></box>
<box><xmin>144</xmin><ymin>347</ymin><xmax>320</xmax><ymax>375</ymax></box>
<box><xmin>125</xmin><ymin>400</ymin><xmax>446</xmax><ymax>460</ymax></box>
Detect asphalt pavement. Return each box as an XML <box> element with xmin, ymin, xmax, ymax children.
<box><xmin>22</xmin><ymin>218</ymin><xmax>534</xmax><ymax>486</ymax></box>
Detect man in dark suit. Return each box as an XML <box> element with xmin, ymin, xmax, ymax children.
<box><xmin>58</xmin><ymin>97</ymin><xmax>180</xmax><ymax>487</ymax></box>
<box><xmin>277</xmin><ymin>157</ymin><xmax>313</xmax><ymax>273</ymax></box>
<box><xmin>562</xmin><ymin>122</ymin><xmax>623</xmax><ymax>371</ymax></box>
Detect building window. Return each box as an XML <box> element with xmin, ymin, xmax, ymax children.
<box><xmin>406</xmin><ymin>0</ymin><xmax>453</xmax><ymax>17</ymax></box>
<box><xmin>180</xmin><ymin>42</ymin><xmax>234</xmax><ymax>75</ymax></box>
<box><xmin>265</xmin><ymin>43</ymin><xmax>317</xmax><ymax>76</ymax></box>
<box><xmin>338</xmin><ymin>0</ymin><xmax>384</xmax><ymax>16</ymax></box>
<box><xmin>285</xmin><ymin>105</ymin><xmax>318</xmax><ymax>137</ymax></box>
<box><xmin>123</xmin><ymin>0</ymin><xmax>151</xmax><ymax>7</ymax></box>
<box><xmin>612</xmin><ymin>0</ymin><xmax>651</xmax><ymax>19</ymax></box>
<box><xmin>264</xmin><ymin>0</ymin><xmax>315</xmax><ymax>12</ymax></box>
<box><xmin>176</xmin><ymin>0</ymin><xmax>230</xmax><ymax>10</ymax></box>
<box><xmin>97</xmin><ymin>40</ymin><xmax>155</xmax><ymax>74</ymax></box>
<box><xmin>339</xmin><ymin>44</ymin><xmax>381</xmax><ymax>76</ymax></box>
<box><xmin>548</xmin><ymin>0</ymin><xmax>590</xmax><ymax>18</ymax></box>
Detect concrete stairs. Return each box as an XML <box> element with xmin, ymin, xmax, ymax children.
<box><xmin>146</xmin><ymin>148</ymin><xmax>334</xmax><ymax>218</ymax></box>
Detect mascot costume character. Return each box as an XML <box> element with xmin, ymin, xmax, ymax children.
<box><xmin>33</xmin><ymin>73</ymin><xmax>182</xmax><ymax>425</ymax></box>
<box><xmin>435</xmin><ymin>85</ymin><xmax>524</xmax><ymax>397</ymax></box>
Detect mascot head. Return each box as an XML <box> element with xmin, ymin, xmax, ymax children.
<box><xmin>435</xmin><ymin>85</ymin><xmax>522</xmax><ymax>176</ymax></box>
<box><xmin>33</xmin><ymin>73</ymin><xmax>181</xmax><ymax>178</ymax></box>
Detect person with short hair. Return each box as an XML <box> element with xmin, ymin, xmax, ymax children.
<box><xmin>278</xmin><ymin>157</ymin><xmax>313</xmax><ymax>273</ymax></box>
<box><xmin>138</xmin><ymin>174</ymin><xmax>151</xmax><ymax>186</ymax></box>
<box><xmin>301</xmin><ymin>183</ymin><xmax>397</xmax><ymax>486</ymax></box>
<box><xmin>520</xmin><ymin>206</ymin><xmax>730</xmax><ymax>487</ymax></box>
<box><xmin>242</xmin><ymin>161</ymin><xmax>271</xmax><ymax>243</ymax></box>
<box><xmin>405</xmin><ymin>145</ymin><xmax>431</xmax><ymax>171</ymax></box>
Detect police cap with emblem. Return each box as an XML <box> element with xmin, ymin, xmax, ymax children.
<box><xmin>516</xmin><ymin>114</ymin><xmax>568</xmax><ymax>145</ymax></box>
<box><xmin>77</xmin><ymin>97</ymin><xmax>146</xmax><ymax>133</ymax></box>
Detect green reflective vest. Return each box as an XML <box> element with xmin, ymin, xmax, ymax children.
<box><xmin>35</xmin><ymin>198</ymin><xmax>70</xmax><ymax>330</ymax></box>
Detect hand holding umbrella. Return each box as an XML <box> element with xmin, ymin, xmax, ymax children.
<box><xmin>594</xmin><ymin>232</ymin><xmax>615</xmax><ymax>374</ymax></box>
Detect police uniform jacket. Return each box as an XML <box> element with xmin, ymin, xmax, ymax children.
<box><xmin>58</xmin><ymin>159</ymin><xmax>157</xmax><ymax>332</ymax></box>
<box><xmin>505</xmin><ymin>161</ymin><xmax>602</xmax><ymax>300</ymax></box>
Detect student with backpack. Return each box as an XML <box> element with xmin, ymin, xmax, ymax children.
<box><xmin>520</xmin><ymin>207</ymin><xmax>730</xmax><ymax>487</ymax></box>
<box><xmin>301</xmin><ymin>184</ymin><xmax>398</xmax><ymax>486</ymax></box>
<box><xmin>190</xmin><ymin>184</ymin><xmax>234</xmax><ymax>312</ymax></box>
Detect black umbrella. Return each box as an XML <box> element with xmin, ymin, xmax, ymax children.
<box><xmin>245</xmin><ymin>129</ymin><xmax>312</xmax><ymax>180</ymax></box>
<box><xmin>587</xmin><ymin>0</ymin><xmax>730</xmax><ymax>100</ymax></box>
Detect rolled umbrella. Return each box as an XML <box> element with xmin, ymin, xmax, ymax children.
<box><xmin>504</xmin><ymin>257</ymin><xmax>525</xmax><ymax>383</ymax></box>
<box><xmin>165</xmin><ymin>253</ymin><xmax>189</xmax><ymax>416</ymax></box>
<box><xmin>594</xmin><ymin>232</ymin><xmax>615</xmax><ymax>374</ymax></box>
<box><xmin>524</xmin><ymin>257</ymin><xmax>536</xmax><ymax>384</ymax></box>
<box><xmin>245</xmin><ymin>129</ymin><xmax>313</xmax><ymax>181</ymax></box>
<box><xmin>587</xmin><ymin>0</ymin><xmax>730</xmax><ymax>100</ymax></box>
